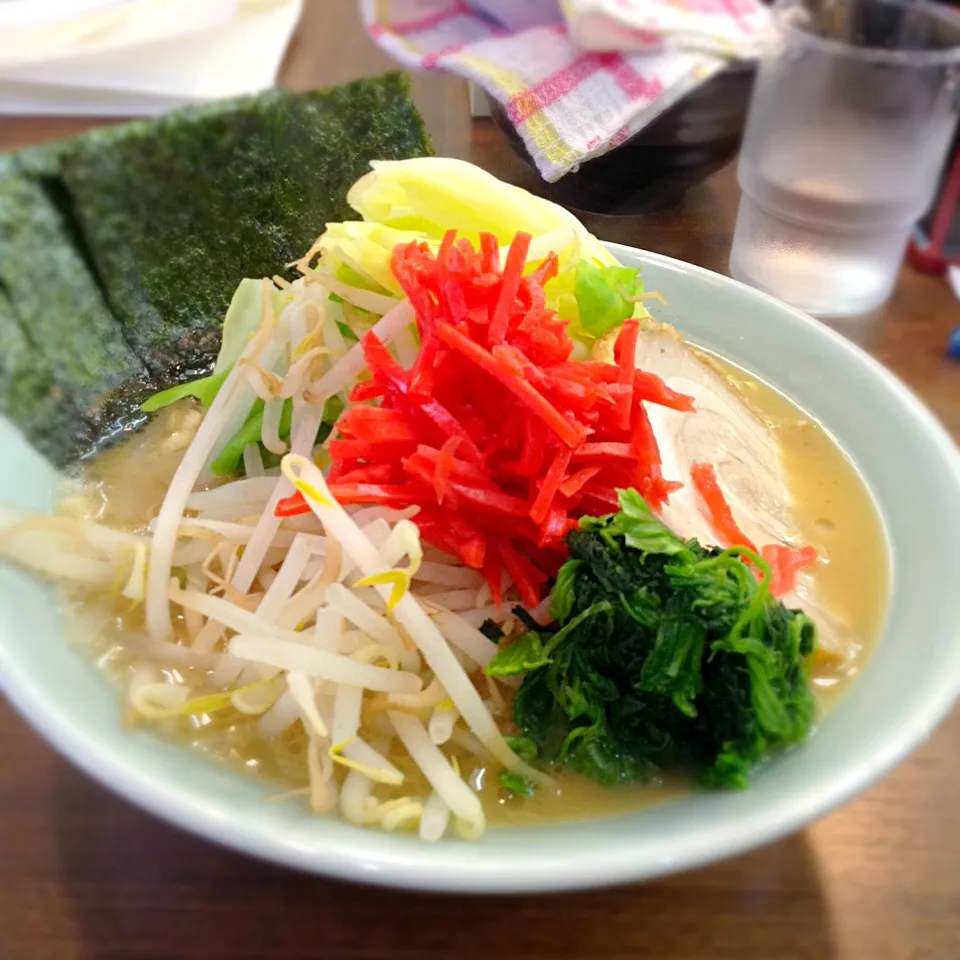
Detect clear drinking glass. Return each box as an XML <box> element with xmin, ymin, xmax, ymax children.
<box><xmin>730</xmin><ymin>0</ymin><xmax>960</xmax><ymax>317</ymax></box>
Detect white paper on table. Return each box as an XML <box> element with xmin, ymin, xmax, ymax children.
<box><xmin>0</xmin><ymin>0</ymin><xmax>130</xmax><ymax>30</ymax></box>
<box><xmin>0</xmin><ymin>0</ymin><xmax>241</xmax><ymax>69</ymax></box>
<box><xmin>0</xmin><ymin>0</ymin><xmax>302</xmax><ymax>113</ymax></box>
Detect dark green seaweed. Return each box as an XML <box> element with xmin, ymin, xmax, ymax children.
<box><xmin>59</xmin><ymin>74</ymin><xmax>432</xmax><ymax>373</ymax></box>
<box><xmin>0</xmin><ymin>283</ymin><xmax>89</xmax><ymax>463</ymax></box>
<box><xmin>0</xmin><ymin>156</ymin><xmax>144</xmax><ymax>461</ymax></box>
<box><xmin>0</xmin><ymin>72</ymin><xmax>432</xmax><ymax>463</ymax></box>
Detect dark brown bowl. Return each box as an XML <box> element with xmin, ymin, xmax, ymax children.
<box><xmin>489</xmin><ymin>62</ymin><xmax>757</xmax><ymax>215</ymax></box>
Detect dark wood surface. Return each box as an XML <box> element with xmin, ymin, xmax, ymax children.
<box><xmin>2</xmin><ymin>3</ymin><xmax>960</xmax><ymax>958</ymax></box>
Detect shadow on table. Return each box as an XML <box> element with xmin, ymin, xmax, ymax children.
<box><xmin>53</xmin><ymin>764</ymin><xmax>838</xmax><ymax>960</ymax></box>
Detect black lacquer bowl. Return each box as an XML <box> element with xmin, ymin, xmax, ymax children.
<box><xmin>489</xmin><ymin>62</ymin><xmax>756</xmax><ymax>215</ymax></box>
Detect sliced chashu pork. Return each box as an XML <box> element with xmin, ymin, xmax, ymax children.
<box><xmin>596</xmin><ymin>321</ymin><xmax>858</xmax><ymax>663</ymax></box>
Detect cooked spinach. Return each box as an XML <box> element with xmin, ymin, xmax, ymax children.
<box><xmin>488</xmin><ymin>489</ymin><xmax>817</xmax><ymax>789</ymax></box>
<box><xmin>497</xmin><ymin>770</ymin><xmax>536</xmax><ymax>797</ymax></box>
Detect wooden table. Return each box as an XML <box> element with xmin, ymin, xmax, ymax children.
<box><xmin>2</xmin><ymin>4</ymin><xmax>960</xmax><ymax>958</ymax></box>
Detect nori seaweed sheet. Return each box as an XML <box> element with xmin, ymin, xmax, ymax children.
<box><xmin>0</xmin><ymin>156</ymin><xmax>145</xmax><ymax>462</ymax></box>
<box><xmin>0</xmin><ymin>284</ymin><xmax>90</xmax><ymax>464</ymax></box>
<box><xmin>0</xmin><ymin>72</ymin><xmax>432</xmax><ymax>464</ymax></box>
<box><xmin>59</xmin><ymin>73</ymin><xmax>432</xmax><ymax>375</ymax></box>
<box><xmin>14</xmin><ymin>139</ymin><xmax>71</xmax><ymax>180</ymax></box>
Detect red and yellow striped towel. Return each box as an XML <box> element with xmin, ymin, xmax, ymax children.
<box><xmin>362</xmin><ymin>0</ymin><xmax>768</xmax><ymax>182</ymax></box>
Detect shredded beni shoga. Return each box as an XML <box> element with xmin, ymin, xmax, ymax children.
<box><xmin>2</xmin><ymin>224</ymin><xmax>808</xmax><ymax>840</ymax></box>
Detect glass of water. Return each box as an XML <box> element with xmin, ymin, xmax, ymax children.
<box><xmin>730</xmin><ymin>0</ymin><xmax>960</xmax><ymax>317</ymax></box>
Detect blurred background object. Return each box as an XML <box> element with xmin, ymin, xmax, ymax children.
<box><xmin>729</xmin><ymin>0</ymin><xmax>960</xmax><ymax>318</ymax></box>
<box><xmin>0</xmin><ymin>0</ymin><xmax>303</xmax><ymax>115</ymax></box>
<box><xmin>910</xmin><ymin>126</ymin><xmax>960</xmax><ymax>276</ymax></box>
<box><xmin>363</xmin><ymin>0</ymin><xmax>769</xmax><ymax>214</ymax></box>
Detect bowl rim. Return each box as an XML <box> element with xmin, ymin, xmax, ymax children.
<box><xmin>2</xmin><ymin>242</ymin><xmax>960</xmax><ymax>894</ymax></box>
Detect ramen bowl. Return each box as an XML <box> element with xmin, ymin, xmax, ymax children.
<box><xmin>1</xmin><ymin>243</ymin><xmax>959</xmax><ymax>893</ymax></box>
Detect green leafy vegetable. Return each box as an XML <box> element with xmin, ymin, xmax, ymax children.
<box><xmin>549</xmin><ymin>559</ymin><xmax>582</xmax><ymax>621</ymax></box>
<box><xmin>508</xmin><ymin>488</ymin><xmax>818</xmax><ymax>789</ymax></box>
<box><xmin>573</xmin><ymin>261</ymin><xmax>642</xmax><ymax>338</ymax></box>
<box><xmin>335</xmin><ymin>261</ymin><xmax>392</xmax><ymax>295</ymax></box>
<box><xmin>210</xmin><ymin>394</ymin><xmax>343</xmax><ymax>477</ymax></box>
<box><xmin>594</xmin><ymin>488</ymin><xmax>693</xmax><ymax>557</ymax></box>
<box><xmin>541</xmin><ymin>601</ymin><xmax>612</xmax><ymax>660</ymax></box>
<box><xmin>497</xmin><ymin>770</ymin><xmax>535</xmax><ymax>797</ymax></box>
<box><xmin>211</xmin><ymin>398</ymin><xmax>288</xmax><ymax>476</ymax></box>
<box><xmin>140</xmin><ymin>367</ymin><xmax>230</xmax><ymax>413</ymax></box>
<box><xmin>503</xmin><ymin>735</ymin><xmax>539</xmax><ymax>764</ymax></box>
<box><xmin>486</xmin><ymin>631</ymin><xmax>551</xmax><ymax>677</ymax></box>
<box><xmin>336</xmin><ymin>320</ymin><xmax>359</xmax><ymax>342</ymax></box>
<box><xmin>215</xmin><ymin>279</ymin><xmax>284</xmax><ymax>373</ymax></box>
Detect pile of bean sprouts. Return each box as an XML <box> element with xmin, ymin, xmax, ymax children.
<box><xmin>1</xmin><ymin>260</ymin><xmax>554</xmax><ymax>841</ymax></box>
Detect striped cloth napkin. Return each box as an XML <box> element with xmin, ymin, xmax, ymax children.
<box><xmin>362</xmin><ymin>0</ymin><xmax>769</xmax><ymax>183</ymax></box>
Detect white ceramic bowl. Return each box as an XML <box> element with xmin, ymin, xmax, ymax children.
<box><xmin>2</xmin><ymin>243</ymin><xmax>959</xmax><ymax>893</ymax></box>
